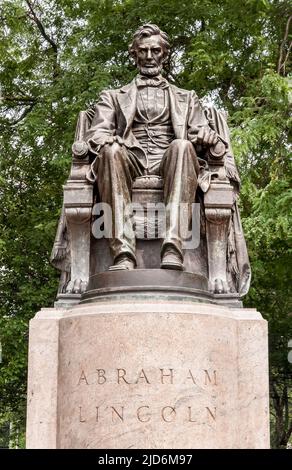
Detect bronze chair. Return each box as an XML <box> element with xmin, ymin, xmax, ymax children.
<box><xmin>51</xmin><ymin>107</ymin><xmax>250</xmax><ymax>302</ymax></box>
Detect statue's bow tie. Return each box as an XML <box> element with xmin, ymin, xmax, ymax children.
<box><xmin>136</xmin><ymin>76</ymin><xmax>169</xmax><ymax>89</ymax></box>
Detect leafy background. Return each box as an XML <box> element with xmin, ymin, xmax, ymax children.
<box><xmin>0</xmin><ymin>0</ymin><xmax>291</xmax><ymax>448</ymax></box>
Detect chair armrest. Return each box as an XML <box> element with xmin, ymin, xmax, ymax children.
<box><xmin>72</xmin><ymin>140</ymin><xmax>89</xmax><ymax>159</ymax></box>
<box><xmin>71</xmin><ymin>110</ymin><xmax>93</xmax><ymax>159</ymax></box>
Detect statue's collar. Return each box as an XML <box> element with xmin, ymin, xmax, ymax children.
<box><xmin>135</xmin><ymin>74</ymin><xmax>169</xmax><ymax>89</ymax></box>
<box><xmin>120</xmin><ymin>75</ymin><xmax>169</xmax><ymax>93</ymax></box>
<box><xmin>136</xmin><ymin>73</ymin><xmax>165</xmax><ymax>81</ymax></box>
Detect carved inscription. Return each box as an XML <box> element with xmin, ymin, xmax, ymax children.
<box><xmin>76</xmin><ymin>367</ymin><xmax>219</xmax><ymax>425</ymax></box>
<box><xmin>78</xmin><ymin>405</ymin><xmax>217</xmax><ymax>424</ymax></box>
<box><xmin>77</xmin><ymin>368</ymin><xmax>218</xmax><ymax>386</ymax></box>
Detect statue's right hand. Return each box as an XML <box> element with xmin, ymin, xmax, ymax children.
<box><xmin>72</xmin><ymin>140</ymin><xmax>89</xmax><ymax>158</ymax></box>
<box><xmin>196</xmin><ymin>127</ymin><xmax>218</xmax><ymax>146</ymax></box>
<box><xmin>106</xmin><ymin>135</ymin><xmax>124</xmax><ymax>145</ymax></box>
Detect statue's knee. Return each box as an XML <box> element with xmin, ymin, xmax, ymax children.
<box><xmin>101</xmin><ymin>142</ymin><xmax>123</xmax><ymax>159</ymax></box>
<box><xmin>170</xmin><ymin>139</ymin><xmax>193</xmax><ymax>151</ymax></box>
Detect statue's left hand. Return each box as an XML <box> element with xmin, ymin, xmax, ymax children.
<box><xmin>196</xmin><ymin>127</ymin><xmax>218</xmax><ymax>146</ymax></box>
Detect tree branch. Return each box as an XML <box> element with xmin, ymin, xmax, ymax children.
<box><xmin>271</xmin><ymin>379</ymin><xmax>281</xmax><ymax>410</ymax></box>
<box><xmin>9</xmin><ymin>103</ymin><xmax>36</xmax><ymax>126</ymax></box>
<box><xmin>1</xmin><ymin>95</ymin><xmax>37</xmax><ymax>104</ymax></box>
<box><xmin>277</xmin><ymin>15</ymin><xmax>292</xmax><ymax>75</ymax></box>
<box><xmin>25</xmin><ymin>0</ymin><xmax>58</xmax><ymax>54</ymax></box>
<box><xmin>280</xmin><ymin>41</ymin><xmax>292</xmax><ymax>76</ymax></box>
<box><xmin>286</xmin><ymin>420</ymin><xmax>292</xmax><ymax>444</ymax></box>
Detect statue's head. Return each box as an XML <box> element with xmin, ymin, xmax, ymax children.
<box><xmin>129</xmin><ymin>24</ymin><xmax>170</xmax><ymax>77</ymax></box>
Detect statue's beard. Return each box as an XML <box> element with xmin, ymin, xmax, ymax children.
<box><xmin>138</xmin><ymin>64</ymin><xmax>163</xmax><ymax>77</ymax></box>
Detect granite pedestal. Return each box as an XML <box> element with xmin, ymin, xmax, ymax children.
<box><xmin>26</xmin><ymin>295</ymin><xmax>269</xmax><ymax>449</ymax></box>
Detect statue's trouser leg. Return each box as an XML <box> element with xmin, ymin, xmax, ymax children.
<box><xmin>94</xmin><ymin>143</ymin><xmax>141</xmax><ymax>264</ymax></box>
<box><xmin>160</xmin><ymin>139</ymin><xmax>200</xmax><ymax>259</ymax></box>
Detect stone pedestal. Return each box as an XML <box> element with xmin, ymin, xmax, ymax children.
<box><xmin>26</xmin><ymin>298</ymin><xmax>269</xmax><ymax>448</ymax></box>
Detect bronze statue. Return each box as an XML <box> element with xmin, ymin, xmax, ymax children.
<box><xmin>51</xmin><ymin>24</ymin><xmax>251</xmax><ymax>302</ymax></box>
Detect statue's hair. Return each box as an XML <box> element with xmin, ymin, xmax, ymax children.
<box><xmin>129</xmin><ymin>24</ymin><xmax>170</xmax><ymax>60</ymax></box>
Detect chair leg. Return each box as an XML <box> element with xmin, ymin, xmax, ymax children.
<box><xmin>205</xmin><ymin>208</ymin><xmax>231</xmax><ymax>293</ymax></box>
<box><xmin>65</xmin><ymin>207</ymin><xmax>92</xmax><ymax>294</ymax></box>
<box><xmin>63</xmin><ymin>181</ymin><xmax>93</xmax><ymax>294</ymax></box>
<box><xmin>204</xmin><ymin>181</ymin><xmax>233</xmax><ymax>294</ymax></box>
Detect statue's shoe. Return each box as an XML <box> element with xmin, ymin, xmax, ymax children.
<box><xmin>160</xmin><ymin>247</ymin><xmax>184</xmax><ymax>271</ymax></box>
<box><xmin>109</xmin><ymin>255</ymin><xmax>135</xmax><ymax>271</ymax></box>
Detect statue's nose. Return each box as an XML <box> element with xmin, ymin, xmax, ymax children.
<box><xmin>146</xmin><ymin>49</ymin><xmax>152</xmax><ymax>60</ymax></box>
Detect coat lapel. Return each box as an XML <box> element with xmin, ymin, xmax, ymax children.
<box><xmin>116</xmin><ymin>79</ymin><xmax>190</xmax><ymax>168</ymax></box>
<box><xmin>169</xmin><ymin>85</ymin><xmax>189</xmax><ymax>139</ymax></box>
<box><xmin>117</xmin><ymin>80</ymin><xmax>190</xmax><ymax>139</ymax></box>
<box><xmin>117</xmin><ymin>79</ymin><xmax>147</xmax><ymax>167</ymax></box>
<box><xmin>117</xmin><ymin>80</ymin><xmax>137</xmax><ymax>134</ymax></box>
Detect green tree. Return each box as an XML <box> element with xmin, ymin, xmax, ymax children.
<box><xmin>0</xmin><ymin>0</ymin><xmax>291</xmax><ymax>447</ymax></box>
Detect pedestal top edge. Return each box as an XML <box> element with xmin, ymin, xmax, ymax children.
<box><xmin>35</xmin><ymin>302</ymin><xmax>264</xmax><ymax>322</ymax></box>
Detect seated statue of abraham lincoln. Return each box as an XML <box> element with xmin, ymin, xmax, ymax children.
<box><xmin>85</xmin><ymin>23</ymin><xmax>222</xmax><ymax>271</ymax></box>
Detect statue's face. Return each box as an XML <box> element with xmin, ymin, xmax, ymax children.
<box><xmin>134</xmin><ymin>35</ymin><xmax>165</xmax><ymax>76</ymax></box>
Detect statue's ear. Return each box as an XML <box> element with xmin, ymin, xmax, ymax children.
<box><xmin>162</xmin><ymin>49</ymin><xmax>170</xmax><ymax>64</ymax></box>
<box><xmin>129</xmin><ymin>46</ymin><xmax>137</xmax><ymax>62</ymax></box>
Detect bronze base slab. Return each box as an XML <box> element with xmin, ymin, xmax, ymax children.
<box><xmin>81</xmin><ymin>269</ymin><xmax>242</xmax><ymax>307</ymax></box>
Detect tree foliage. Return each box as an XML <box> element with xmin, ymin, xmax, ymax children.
<box><xmin>0</xmin><ymin>0</ymin><xmax>291</xmax><ymax>448</ymax></box>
